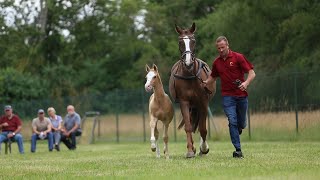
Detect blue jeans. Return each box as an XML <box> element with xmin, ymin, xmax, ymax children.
<box><xmin>31</xmin><ymin>132</ymin><xmax>54</xmax><ymax>152</ymax></box>
<box><xmin>223</xmin><ymin>96</ymin><xmax>248</xmax><ymax>151</ymax></box>
<box><xmin>53</xmin><ymin>131</ymin><xmax>61</xmax><ymax>145</ymax></box>
<box><xmin>61</xmin><ymin>130</ymin><xmax>82</xmax><ymax>150</ymax></box>
<box><xmin>0</xmin><ymin>131</ymin><xmax>24</xmax><ymax>154</ymax></box>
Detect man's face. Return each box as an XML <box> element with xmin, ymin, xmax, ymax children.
<box><xmin>216</xmin><ymin>40</ymin><xmax>229</xmax><ymax>58</ymax></box>
<box><xmin>5</xmin><ymin>109</ymin><xmax>12</xmax><ymax>116</ymax></box>
<box><xmin>38</xmin><ymin>112</ymin><xmax>44</xmax><ymax>119</ymax></box>
<box><xmin>67</xmin><ymin>106</ymin><xmax>75</xmax><ymax>115</ymax></box>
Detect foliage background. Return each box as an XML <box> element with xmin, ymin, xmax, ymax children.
<box><xmin>0</xmin><ymin>0</ymin><xmax>319</xmax><ymax>115</ymax></box>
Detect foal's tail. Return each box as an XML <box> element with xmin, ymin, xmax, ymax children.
<box><xmin>177</xmin><ymin>108</ymin><xmax>200</xmax><ymax>133</ymax></box>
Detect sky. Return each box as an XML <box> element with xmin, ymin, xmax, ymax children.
<box><xmin>0</xmin><ymin>0</ymin><xmax>93</xmax><ymax>37</ymax></box>
<box><xmin>0</xmin><ymin>0</ymin><xmax>145</xmax><ymax>38</ymax></box>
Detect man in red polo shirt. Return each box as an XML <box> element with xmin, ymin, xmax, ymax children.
<box><xmin>0</xmin><ymin>105</ymin><xmax>24</xmax><ymax>154</ymax></box>
<box><xmin>204</xmin><ymin>36</ymin><xmax>256</xmax><ymax>158</ymax></box>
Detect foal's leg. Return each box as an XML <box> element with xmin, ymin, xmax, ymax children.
<box><xmin>150</xmin><ymin>115</ymin><xmax>158</xmax><ymax>152</ymax></box>
<box><xmin>163</xmin><ymin>123</ymin><xmax>170</xmax><ymax>159</ymax></box>
<box><xmin>180</xmin><ymin>101</ymin><xmax>195</xmax><ymax>158</ymax></box>
<box><xmin>154</xmin><ymin>125</ymin><xmax>160</xmax><ymax>158</ymax></box>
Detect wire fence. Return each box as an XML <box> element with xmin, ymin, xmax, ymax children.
<box><xmin>2</xmin><ymin>71</ymin><xmax>320</xmax><ymax>142</ymax></box>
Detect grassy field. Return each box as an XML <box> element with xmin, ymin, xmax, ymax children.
<box><xmin>19</xmin><ymin>110</ymin><xmax>320</xmax><ymax>143</ymax></box>
<box><xmin>86</xmin><ymin>110</ymin><xmax>320</xmax><ymax>143</ymax></box>
<box><xmin>1</xmin><ymin>141</ymin><xmax>320</xmax><ymax>179</ymax></box>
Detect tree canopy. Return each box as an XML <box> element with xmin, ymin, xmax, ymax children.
<box><xmin>0</xmin><ymin>0</ymin><xmax>319</xmax><ymax>104</ymax></box>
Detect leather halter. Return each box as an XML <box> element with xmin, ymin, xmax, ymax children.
<box><xmin>178</xmin><ymin>36</ymin><xmax>196</xmax><ymax>62</ymax></box>
<box><xmin>173</xmin><ymin>59</ymin><xmax>204</xmax><ymax>80</ymax></box>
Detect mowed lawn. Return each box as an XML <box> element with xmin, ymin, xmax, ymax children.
<box><xmin>1</xmin><ymin>141</ymin><xmax>320</xmax><ymax>179</ymax></box>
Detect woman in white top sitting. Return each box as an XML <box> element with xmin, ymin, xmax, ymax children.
<box><xmin>47</xmin><ymin>107</ymin><xmax>63</xmax><ymax>151</ymax></box>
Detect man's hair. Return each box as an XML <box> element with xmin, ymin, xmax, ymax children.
<box><xmin>216</xmin><ymin>36</ymin><xmax>229</xmax><ymax>45</ymax></box>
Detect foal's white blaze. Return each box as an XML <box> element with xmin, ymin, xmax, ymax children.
<box><xmin>145</xmin><ymin>71</ymin><xmax>156</xmax><ymax>92</ymax></box>
<box><xmin>183</xmin><ymin>35</ymin><xmax>192</xmax><ymax>66</ymax></box>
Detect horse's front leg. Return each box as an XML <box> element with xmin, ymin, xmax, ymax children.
<box><xmin>199</xmin><ymin>105</ymin><xmax>209</xmax><ymax>156</ymax></box>
<box><xmin>150</xmin><ymin>115</ymin><xmax>158</xmax><ymax>152</ymax></box>
<box><xmin>180</xmin><ymin>101</ymin><xmax>195</xmax><ymax>158</ymax></box>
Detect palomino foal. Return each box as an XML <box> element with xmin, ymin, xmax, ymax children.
<box><xmin>145</xmin><ymin>64</ymin><xmax>174</xmax><ymax>159</ymax></box>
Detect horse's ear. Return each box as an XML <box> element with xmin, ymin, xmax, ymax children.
<box><xmin>175</xmin><ymin>24</ymin><xmax>183</xmax><ymax>34</ymax></box>
<box><xmin>145</xmin><ymin>64</ymin><xmax>150</xmax><ymax>72</ymax></box>
<box><xmin>190</xmin><ymin>22</ymin><xmax>196</xmax><ymax>33</ymax></box>
<box><xmin>153</xmin><ymin>64</ymin><xmax>158</xmax><ymax>71</ymax></box>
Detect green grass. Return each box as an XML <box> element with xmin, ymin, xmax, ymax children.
<box><xmin>1</xmin><ymin>141</ymin><xmax>320</xmax><ymax>179</ymax></box>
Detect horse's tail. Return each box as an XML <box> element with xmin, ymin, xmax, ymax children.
<box><xmin>177</xmin><ymin>108</ymin><xmax>200</xmax><ymax>132</ymax></box>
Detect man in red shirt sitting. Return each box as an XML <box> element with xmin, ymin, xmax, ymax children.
<box><xmin>0</xmin><ymin>105</ymin><xmax>25</xmax><ymax>154</ymax></box>
<box><xmin>205</xmin><ymin>36</ymin><xmax>256</xmax><ymax>158</ymax></box>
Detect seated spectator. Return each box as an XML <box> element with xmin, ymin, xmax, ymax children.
<box><xmin>61</xmin><ymin>105</ymin><xmax>82</xmax><ymax>150</ymax></box>
<box><xmin>31</xmin><ymin>109</ymin><xmax>54</xmax><ymax>152</ymax></box>
<box><xmin>47</xmin><ymin>107</ymin><xmax>63</xmax><ymax>151</ymax></box>
<box><xmin>0</xmin><ymin>105</ymin><xmax>24</xmax><ymax>154</ymax></box>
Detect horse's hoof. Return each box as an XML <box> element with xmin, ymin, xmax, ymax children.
<box><xmin>186</xmin><ymin>151</ymin><xmax>195</xmax><ymax>158</ymax></box>
<box><xmin>151</xmin><ymin>147</ymin><xmax>156</xmax><ymax>152</ymax></box>
<box><xmin>199</xmin><ymin>149</ymin><xmax>209</xmax><ymax>156</ymax></box>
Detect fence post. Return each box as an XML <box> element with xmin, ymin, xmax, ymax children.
<box><xmin>207</xmin><ymin>108</ymin><xmax>211</xmax><ymax>139</ymax></box>
<box><xmin>115</xmin><ymin>89</ymin><xmax>120</xmax><ymax>143</ymax></box>
<box><xmin>98</xmin><ymin>119</ymin><xmax>101</xmax><ymax>138</ymax></box>
<box><xmin>173</xmin><ymin>110</ymin><xmax>177</xmax><ymax>142</ymax></box>
<box><xmin>294</xmin><ymin>72</ymin><xmax>299</xmax><ymax>134</ymax></box>
<box><xmin>141</xmin><ymin>89</ymin><xmax>146</xmax><ymax>142</ymax></box>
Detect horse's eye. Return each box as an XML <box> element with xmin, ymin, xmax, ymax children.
<box><xmin>153</xmin><ymin>76</ymin><xmax>156</xmax><ymax>79</ymax></box>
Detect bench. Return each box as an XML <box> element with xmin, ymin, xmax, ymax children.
<box><xmin>3</xmin><ymin>139</ymin><xmax>12</xmax><ymax>154</ymax></box>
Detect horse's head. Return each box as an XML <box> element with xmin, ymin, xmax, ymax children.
<box><xmin>145</xmin><ymin>64</ymin><xmax>159</xmax><ymax>92</ymax></box>
<box><xmin>175</xmin><ymin>22</ymin><xmax>196</xmax><ymax>69</ymax></box>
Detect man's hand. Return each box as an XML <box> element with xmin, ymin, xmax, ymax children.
<box><xmin>7</xmin><ymin>133</ymin><xmax>14</xmax><ymax>138</ymax></box>
<box><xmin>1</xmin><ymin>122</ymin><xmax>9</xmax><ymax>127</ymax></box>
<box><xmin>239</xmin><ymin>81</ymin><xmax>249</xmax><ymax>91</ymax></box>
<box><xmin>63</xmin><ymin>131</ymin><xmax>70</xmax><ymax>137</ymax></box>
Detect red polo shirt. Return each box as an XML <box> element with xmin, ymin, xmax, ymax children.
<box><xmin>0</xmin><ymin>114</ymin><xmax>22</xmax><ymax>132</ymax></box>
<box><xmin>210</xmin><ymin>50</ymin><xmax>254</xmax><ymax>97</ymax></box>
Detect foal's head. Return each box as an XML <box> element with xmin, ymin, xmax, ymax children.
<box><xmin>145</xmin><ymin>64</ymin><xmax>160</xmax><ymax>92</ymax></box>
<box><xmin>175</xmin><ymin>22</ymin><xmax>196</xmax><ymax>68</ymax></box>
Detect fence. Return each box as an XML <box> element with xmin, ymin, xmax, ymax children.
<box><xmin>3</xmin><ymin>71</ymin><xmax>320</xmax><ymax>142</ymax></box>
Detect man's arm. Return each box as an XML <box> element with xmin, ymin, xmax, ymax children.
<box><xmin>239</xmin><ymin>69</ymin><xmax>256</xmax><ymax>91</ymax></box>
<box><xmin>0</xmin><ymin>122</ymin><xmax>8</xmax><ymax>129</ymax></box>
<box><xmin>14</xmin><ymin>125</ymin><xmax>22</xmax><ymax>134</ymax></box>
<box><xmin>68</xmin><ymin>123</ymin><xmax>79</xmax><ymax>134</ymax></box>
<box><xmin>0</xmin><ymin>117</ymin><xmax>8</xmax><ymax>129</ymax></box>
<box><xmin>204</xmin><ymin>75</ymin><xmax>218</xmax><ymax>85</ymax></box>
<box><xmin>45</xmin><ymin>121</ymin><xmax>52</xmax><ymax>134</ymax></box>
<box><xmin>32</xmin><ymin>126</ymin><xmax>40</xmax><ymax>134</ymax></box>
<box><xmin>7</xmin><ymin>125</ymin><xmax>22</xmax><ymax>138</ymax></box>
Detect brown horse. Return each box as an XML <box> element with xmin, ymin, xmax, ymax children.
<box><xmin>169</xmin><ymin>23</ymin><xmax>216</xmax><ymax>158</ymax></box>
<box><xmin>145</xmin><ymin>64</ymin><xmax>174</xmax><ymax>159</ymax></box>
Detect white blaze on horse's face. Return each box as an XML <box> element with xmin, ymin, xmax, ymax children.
<box><xmin>183</xmin><ymin>35</ymin><xmax>192</xmax><ymax>66</ymax></box>
<box><xmin>145</xmin><ymin>71</ymin><xmax>156</xmax><ymax>92</ymax></box>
